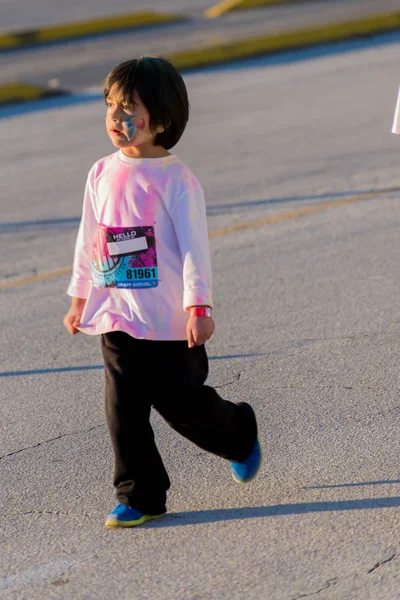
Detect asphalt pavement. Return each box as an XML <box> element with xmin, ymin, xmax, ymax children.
<box><xmin>1</xmin><ymin>0</ymin><xmax>399</xmax><ymax>90</ymax></box>
<box><xmin>0</xmin><ymin>0</ymin><xmax>210</xmax><ymax>31</ymax></box>
<box><xmin>1</xmin><ymin>21</ymin><xmax>400</xmax><ymax>600</ymax></box>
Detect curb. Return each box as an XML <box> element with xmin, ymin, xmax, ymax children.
<box><xmin>168</xmin><ymin>11</ymin><xmax>400</xmax><ymax>70</ymax></box>
<box><xmin>1</xmin><ymin>10</ymin><xmax>400</xmax><ymax>106</ymax></box>
<box><xmin>0</xmin><ymin>11</ymin><xmax>184</xmax><ymax>51</ymax></box>
<box><xmin>205</xmin><ymin>0</ymin><xmax>302</xmax><ymax>19</ymax></box>
<box><xmin>0</xmin><ymin>82</ymin><xmax>69</xmax><ymax>105</ymax></box>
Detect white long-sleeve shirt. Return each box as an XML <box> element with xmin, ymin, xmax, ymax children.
<box><xmin>67</xmin><ymin>150</ymin><xmax>213</xmax><ymax>340</ymax></box>
<box><xmin>392</xmin><ymin>86</ymin><xmax>400</xmax><ymax>134</ymax></box>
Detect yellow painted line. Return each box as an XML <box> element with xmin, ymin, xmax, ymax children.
<box><xmin>2</xmin><ymin>188</ymin><xmax>399</xmax><ymax>290</ymax></box>
<box><xmin>0</xmin><ymin>82</ymin><xmax>50</xmax><ymax>104</ymax></box>
<box><xmin>3</xmin><ymin>11</ymin><xmax>400</xmax><ymax>105</ymax></box>
<box><xmin>0</xmin><ymin>267</ymin><xmax>73</xmax><ymax>290</ymax></box>
<box><xmin>231</xmin><ymin>0</ymin><xmax>306</xmax><ymax>10</ymax></box>
<box><xmin>205</xmin><ymin>0</ymin><xmax>247</xmax><ymax>19</ymax></box>
<box><xmin>205</xmin><ymin>0</ymin><xmax>307</xmax><ymax>18</ymax></box>
<box><xmin>209</xmin><ymin>188</ymin><xmax>400</xmax><ymax>238</ymax></box>
<box><xmin>168</xmin><ymin>11</ymin><xmax>400</xmax><ymax>71</ymax></box>
<box><xmin>0</xmin><ymin>33</ymin><xmax>21</xmax><ymax>49</ymax></box>
<box><xmin>0</xmin><ymin>11</ymin><xmax>184</xmax><ymax>50</ymax></box>
<box><xmin>35</xmin><ymin>12</ymin><xmax>184</xmax><ymax>42</ymax></box>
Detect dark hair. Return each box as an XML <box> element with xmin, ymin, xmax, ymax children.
<box><xmin>104</xmin><ymin>56</ymin><xmax>189</xmax><ymax>149</ymax></box>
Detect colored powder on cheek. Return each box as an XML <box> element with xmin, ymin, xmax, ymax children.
<box><xmin>123</xmin><ymin>118</ymin><xmax>136</xmax><ymax>141</ymax></box>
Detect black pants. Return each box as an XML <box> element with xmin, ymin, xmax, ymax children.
<box><xmin>101</xmin><ymin>331</ymin><xmax>258</xmax><ymax>514</ymax></box>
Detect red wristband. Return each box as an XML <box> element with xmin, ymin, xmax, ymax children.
<box><xmin>190</xmin><ymin>307</ymin><xmax>212</xmax><ymax>317</ymax></box>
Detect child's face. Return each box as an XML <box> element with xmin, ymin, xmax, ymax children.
<box><xmin>105</xmin><ymin>86</ymin><xmax>163</xmax><ymax>152</ymax></box>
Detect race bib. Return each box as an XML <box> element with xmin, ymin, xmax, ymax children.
<box><xmin>91</xmin><ymin>225</ymin><xmax>158</xmax><ymax>289</ymax></box>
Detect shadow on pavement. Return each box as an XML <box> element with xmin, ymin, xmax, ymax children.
<box><xmin>0</xmin><ymin>91</ymin><xmax>102</xmax><ymax>120</ymax></box>
<box><xmin>3</xmin><ymin>187</ymin><xmax>398</xmax><ymax>233</ymax></box>
<box><xmin>146</xmin><ymin>496</ymin><xmax>400</xmax><ymax>528</ymax></box>
<box><xmin>206</xmin><ymin>188</ymin><xmax>400</xmax><ymax>216</ymax></box>
<box><xmin>304</xmin><ymin>480</ymin><xmax>400</xmax><ymax>489</ymax></box>
<box><xmin>0</xmin><ymin>354</ymin><xmax>268</xmax><ymax>377</ymax></box>
<box><xmin>0</xmin><ymin>217</ymin><xmax>81</xmax><ymax>233</ymax></box>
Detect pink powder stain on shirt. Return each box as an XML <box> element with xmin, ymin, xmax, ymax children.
<box><xmin>67</xmin><ymin>152</ymin><xmax>212</xmax><ymax>340</ymax></box>
<box><xmin>129</xmin><ymin>247</ymin><xmax>157</xmax><ymax>268</ymax></box>
<box><xmin>139</xmin><ymin>205</ymin><xmax>156</xmax><ymax>224</ymax></box>
<box><xmin>182</xmin><ymin>171</ymin><xmax>198</xmax><ymax>186</ymax></box>
<box><xmin>112</xmin><ymin>165</ymin><xmax>131</xmax><ymax>196</ymax></box>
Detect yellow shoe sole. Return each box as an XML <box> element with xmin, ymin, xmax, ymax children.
<box><xmin>105</xmin><ymin>512</ymin><xmax>166</xmax><ymax>529</ymax></box>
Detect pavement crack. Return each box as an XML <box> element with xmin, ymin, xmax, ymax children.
<box><xmin>292</xmin><ymin>578</ymin><xmax>338</xmax><ymax>599</ymax></box>
<box><xmin>214</xmin><ymin>373</ymin><xmax>241</xmax><ymax>389</ymax></box>
<box><xmin>0</xmin><ymin>424</ymin><xmax>105</xmax><ymax>460</ymax></box>
<box><xmin>271</xmin><ymin>349</ymin><xmax>308</xmax><ymax>363</ymax></box>
<box><xmin>368</xmin><ymin>554</ymin><xmax>399</xmax><ymax>574</ymax></box>
<box><xmin>23</xmin><ymin>510</ymin><xmax>91</xmax><ymax>519</ymax></box>
<box><xmin>51</xmin><ymin>578</ymin><xmax>70</xmax><ymax>586</ymax></box>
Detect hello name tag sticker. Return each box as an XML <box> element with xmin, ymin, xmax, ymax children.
<box><xmin>92</xmin><ymin>224</ymin><xmax>158</xmax><ymax>288</ymax></box>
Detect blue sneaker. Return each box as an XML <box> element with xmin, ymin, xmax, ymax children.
<box><xmin>231</xmin><ymin>438</ymin><xmax>262</xmax><ymax>483</ymax></box>
<box><xmin>105</xmin><ymin>503</ymin><xmax>166</xmax><ymax>528</ymax></box>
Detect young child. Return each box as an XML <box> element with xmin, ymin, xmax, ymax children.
<box><xmin>63</xmin><ymin>56</ymin><xmax>261</xmax><ymax>528</ymax></box>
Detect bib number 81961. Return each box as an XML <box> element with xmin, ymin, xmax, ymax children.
<box><xmin>126</xmin><ymin>268</ymin><xmax>157</xmax><ymax>280</ymax></box>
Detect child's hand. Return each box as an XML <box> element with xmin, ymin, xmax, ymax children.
<box><xmin>63</xmin><ymin>298</ymin><xmax>86</xmax><ymax>335</ymax></box>
<box><xmin>187</xmin><ymin>316</ymin><xmax>215</xmax><ymax>348</ymax></box>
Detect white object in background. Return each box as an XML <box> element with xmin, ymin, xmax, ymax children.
<box><xmin>392</xmin><ymin>86</ymin><xmax>400</xmax><ymax>134</ymax></box>
<box><xmin>48</xmin><ymin>78</ymin><xmax>60</xmax><ymax>89</ymax></box>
